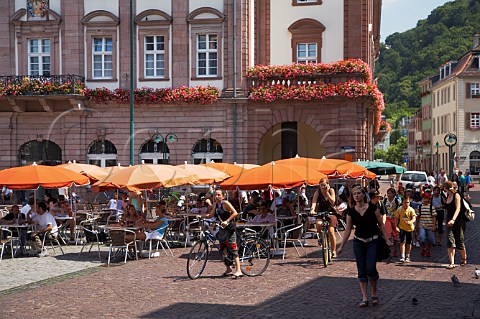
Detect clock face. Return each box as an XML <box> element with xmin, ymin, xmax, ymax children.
<box><xmin>444</xmin><ymin>133</ymin><xmax>457</xmax><ymax>146</ymax></box>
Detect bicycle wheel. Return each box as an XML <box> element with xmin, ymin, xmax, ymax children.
<box><xmin>187</xmin><ymin>239</ymin><xmax>209</xmax><ymax>279</ymax></box>
<box><xmin>238</xmin><ymin>236</ymin><xmax>270</xmax><ymax>276</ymax></box>
<box><xmin>320</xmin><ymin>230</ymin><xmax>331</xmax><ymax>267</ymax></box>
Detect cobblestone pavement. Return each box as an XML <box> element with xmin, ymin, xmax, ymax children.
<box><xmin>1</xmin><ymin>186</ymin><xmax>479</xmax><ymax>319</ymax></box>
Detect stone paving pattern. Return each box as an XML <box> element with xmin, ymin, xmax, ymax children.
<box><xmin>1</xmin><ymin>184</ymin><xmax>479</xmax><ymax>318</ymax></box>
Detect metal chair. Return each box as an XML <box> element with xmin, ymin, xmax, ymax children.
<box><xmin>40</xmin><ymin>230</ymin><xmax>65</xmax><ymax>256</ymax></box>
<box><xmin>107</xmin><ymin>229</ymin><xmax>137</xmax><ymax>265</ymax></box>
<box><xmin>0</xmin><ymin>228</ymin><xmax>15</xmax><ymax>261</ymax></box>
<box><xmin>277</xmin><ymin>223</ymin><xmax>307</xmax><ymax>260</ymax></box>
<box><xmin>145</xmin><ymin>224</ymin><xmax>174</xmax><ymax>259</ymax></box>
<box><xmin>78</xmin><ymin>218</ymin><xmax>103</xmax><ymax>260</ymax></box>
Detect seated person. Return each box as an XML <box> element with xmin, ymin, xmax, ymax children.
<box><xmin>58</xmin><ymin>195</ymin><xmax>76</xmax><ymax>243</ymax></box>
<box><xmin>21</xmin><ymin>197</ymin><xmax>34</xmax><ymax>219</ymax></box>
<box><xmin>120</xmin><ymin>204</ymin><xmax>144</xmax><ymax>227</ymax></box>
<box><xmin>251</xmin><ymin>201</ymin><xmax>276</xmax><ymax>238</ymax></box>
<box><xmin>276</xmin><ymin>198</ymin><xmax>296</xmax><ymax>217</ymax></box>
<box><xmin>26</xmin><ymin>201</ymin><xmax>59</xmax><ymax>257</ymax></box>
<box><xmin>47</xmin><ymin>198</ymin><xmax>62</xmax><ymax>216</ymax></box>
<box><xmin>1</xmin><ymin>186</ymin><xmax>13</xmax><ymax>204</ymax></box>
<box><xmin>1</xmin><ymin>205</ymin><xmax>22</xmax><ymax>224</ymax></box>
<box><xmin>270</xmin><ymin>190</ymin><xmax>283</xmax><ymax>211</ymax></box>
<box><xmin>126</xmin><ymin>203</ymin><xmax>169</xmax><ymax>243</ymax></box>
<box><xmin>108</xmin><ymin>193</ymin><xmax>119</xmax><ymax>210</ymax></box>
<box><xmin>242</xmin><ymin>197</ymin><xmax>262</xmax><ymax>220</ymax></box>
<box><xmin>121</xmin><ymin>193</ymin><xmax>129</xmax><ymax>212</ymax></box>
<box><xmin>190</xmin><ymin>199</ymin><xmax>207</xmax><ymax>215</ymax></box>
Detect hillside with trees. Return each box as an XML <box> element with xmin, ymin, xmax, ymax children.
<box><xmin>375</xmin><ymin>0</ymin><xmax>480</xmax><ymax>151</ymax></box>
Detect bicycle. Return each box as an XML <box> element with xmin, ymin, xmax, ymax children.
<box><xmin>315</xmin><ymin>211</ymin><xmax>333</xmax><ymax>267</ymax></box>
<box><xmin>186</xmin><ymin>219</ymin><xmax>270</xmax><ymax>280</ymax></box>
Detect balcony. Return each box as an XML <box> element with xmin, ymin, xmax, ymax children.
<box><xmin>0</xmin><ymin>75</ymin><xmax>86</xmax><ymax>112</ymax></box>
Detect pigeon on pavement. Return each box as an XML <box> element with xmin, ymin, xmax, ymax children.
<box><xmin>451</xmin><ymin>274</ymin><xmax>460</xmax><ymax>287</ymax></box>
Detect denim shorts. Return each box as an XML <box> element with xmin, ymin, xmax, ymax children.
<box><xmin>418</xmin><ymin>227</ymin><xmax>435</xmax><ymax>245</ymax></box>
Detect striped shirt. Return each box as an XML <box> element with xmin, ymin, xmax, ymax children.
<box><xmin>418</xmin><ymin>205</ymin><xmax>436</xmax><ymax>229</ymax></box>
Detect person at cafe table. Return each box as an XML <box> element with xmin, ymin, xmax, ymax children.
<box><xmin>58</xmin><ymin>195</ymin><xmax>76</xmax><ymax>243</ymax></box>
<box><xmin>251</xmin><ymin>201</ymin><xmax>276</xmax><ymax>238</ymax></box>
<box><xmin>125</xmin><ymin>203</ymin><xmax>169</xmax><ymax>244</ymax></box>
<box><xmin>26</xmin><ymin>201</ymin><xmax>58</xmax><ymax>257</ymax></box>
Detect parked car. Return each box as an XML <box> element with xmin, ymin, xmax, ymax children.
<box><xmin>398</xmin><ymin>171</ymin><xmax>429</xmax><ymax>189</ymax></box>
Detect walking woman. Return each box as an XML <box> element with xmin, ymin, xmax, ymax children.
<box><xmin>443</xmin><ymin>181</ymin><xmax>467</xmax><ymax>269</ymax></box>
<box><xmin>337</xmin><ymin>186</ymin><xmax>391</xmax><ymax>308</ymax></box>
<box><xmin>200</xmin><ymin>189</ymin><xmax>243</xmax><ymax>278</ymax></box>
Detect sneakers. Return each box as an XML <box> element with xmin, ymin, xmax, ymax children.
<box><xmin>405</xmin><ymin>257</ymin><xmax>411</xmax><ymax>263</ymax></box>
<box><xmin>399</xmin><ymin>257</ymin><xmax>405</xmax><ymax>263</ymax></box>
<box><xmin>426</xmin><ymin>251</ymin><xmax>432</xmax><ymax>257</ymax></box>
<box><xmin>38</xmin><ymin>251</ymin><xmax>49</xmax><ymax>258</ymax></box>
<box><xmin>393</xmin><ymin>250</ymin><xmax>398</xmax><ymax>257</ymax></box>
<box><xmin>421</xmin><ymin>248</ymin><xmax>427</xmax><ymax>257</ymax></box>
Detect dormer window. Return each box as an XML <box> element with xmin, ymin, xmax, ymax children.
<box><xmin>472</xmin><ymin>55</ymin><xmax>480</xmax><ymax>69</ymax></box>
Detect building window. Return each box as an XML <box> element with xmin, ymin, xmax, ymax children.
<box><xmin>92</xmin><ymin>38</ymin><xmax>113</xmax><ymax>79</ymax></box>
<box><xmin>196</xmin><ymin>34</ymin><xmax>218</xmax><ymax>77</ymax></box>
<box><xmin>139</xmin><ymin>140</ymin><xmax>169</xmax><ymax>164</ymax></box>
<box><xmin>19</xmin><ymin>140</ymin><xmax>62</xmax><ymax>166</ymax></box>
<box><xmin>288</xmin><ymin>19</ymin><xmax>325</xmax><ymax>63</ymax></box>
<box><xmin>471</xmin><ymin>113</ymin><xmax>480</xmax><ymax>130</ymax></box>
<box><xmin>471</xmin><ymin>83</ymin><xmax>480</xmax><ymax>97</ymax></box>
<box><xmin>144</xmin><ymin>36</ymin><xmax>165</xmax><ymax>78</ymax></box>
<box><xmin>28</xmin><ymin>39</ymin><xmax>50</xmax><ymax>76</ymax></box>
<box><xmin>87</xmin><ymin>140</ymin><xmax>117</xmax><ymax>167</ymax></box>
<box><xmin>297</xmin><ymin>43</ymin><xmax>317</xmax><ymax>64</ymax></box>
<box><xmin>191</xmin><ymin>138</ymin><xmax>223</xmax><ymax>164</ymax></box>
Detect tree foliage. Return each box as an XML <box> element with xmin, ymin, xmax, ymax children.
<box><xmin>374</xmin><ymin>137</ymin><xmax>407</xmax><ymax>165</ymax></box>
<box><xmin>375</xmin><ymin>0</ymin><xmax>480</xmax><ymax>128</ymax></box>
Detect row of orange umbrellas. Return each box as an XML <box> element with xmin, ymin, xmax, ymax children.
<box><xmin>0</xmin><ymin>157</ymin><xmax>375</xmax><ymax>191</ymax></box>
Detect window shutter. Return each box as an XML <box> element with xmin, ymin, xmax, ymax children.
<box><xmin>466</xmin><ymin>83</ymin><xmax>471</xmax><ymax>98</ymax></box>
<box><xmin>465</xmin><ymin>112</ymin><xmax>470</xmax><ymax>129</ymax></box>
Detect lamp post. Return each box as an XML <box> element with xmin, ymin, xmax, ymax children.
<box><xmin>444</xmin><ymin>133</ymin><xmax>457</xmax><ymax>179</ymax></box>
<box><xmin>153</xmin><ymin>132</ymin><xmax>178</xmax><ymax>164</ymax></box>
<box><xmin>129</xmin><ymin>0</ymin><xmax>135</xmax><ymax>165</ymax></box>
<box><xmin>435</xmin><ymin>141</ymin><xmax>439</xmax><ymax>175</ymax></box>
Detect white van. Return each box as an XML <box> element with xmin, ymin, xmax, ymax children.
<box><xmin>398</xmin><ymin>171</ymin><xmax>428</xmax><ymax>189</ymax></box>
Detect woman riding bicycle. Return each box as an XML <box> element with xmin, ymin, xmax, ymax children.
<box><xmin>198</xmin><ymin>189</ymin><xmax>243</xmax><ymax>279</ymax></box>
<box><xmin>310</xmin><ymin>178</ymin><xmax>338</xmax><ymax>258</ymax></box>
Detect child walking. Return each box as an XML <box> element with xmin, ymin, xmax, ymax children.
<box><xmin>417</xmin><ymin>192</ymin><xmax>437</xmax><ymax>257</ymax></box>
<box><xmin>395</xmin><ymin>197</ymin><xmax>416</xmax><ymax>263</ymax></box>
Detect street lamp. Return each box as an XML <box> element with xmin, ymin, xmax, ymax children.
<box><xmin>435</xmin><ymin>141</ymin><xmax>440</xmax><ymax>174</ymax></box>
<box><xmin>129</xmin><ymin>0</ymin><xmax>135</xmax><ymax>165</ymax></box>
<box><xmin>153</xmin><ymin>132</ymin><xmax>178</xmax><ymax>164</ymax></box>
<box><xmin>444</xmin><ymin>133</ymin><xmax>457</xmax><ymax>179</ymax></box>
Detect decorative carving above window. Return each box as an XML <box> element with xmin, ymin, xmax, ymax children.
<box><xmin>27</xmin><ymin>0</ymin><xmax>49</xmax><ymax>20</ymax></box>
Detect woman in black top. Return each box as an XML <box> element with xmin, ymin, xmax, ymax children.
<box><xmin>200</xmin><ymin>189</ymin><xmax>242</xmax><ymax>278</ymax></box>
<box><xmin>443</xmin><ymin>181</ymin><xmax>467</xmax><ymax>269</ymax></box>
<box><xmin>338</xmin><ymin>186</ymin><xmax>391</xmax><ymax>308</ymax></box>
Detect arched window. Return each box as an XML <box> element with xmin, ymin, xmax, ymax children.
<box><xmin>19</xmin><ymin>140</ymin><xmax>62</xmax><ymax>166</ymax></box>
<box><xmin>469</xmin><ymin>151</ymin><xmax>480</xmax><ymax>175</ymax></box>
<box><xmin>192</xmin><ymin>138</ymin><xmax>223</xmax><ymax>164</ymax></box>
<box><xmin>87</xmin><ymin>140</ymin><xmax>117</xmax><ymax>167</ymax></box>
<box><xmin>288</xmin><ymin>19</ymin><xmax>325</xmax><ymax>63</ymax></box>
<box><xmin>139</xmin><ymin>140</ymin><xmax>170</xmax><ymax>164</ymax></box>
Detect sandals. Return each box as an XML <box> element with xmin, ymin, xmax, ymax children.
<box><xmin>359</xmin><ymin>300</ymin><xmax>369</xmax><ymax>308</ymax></box>
<box><xmin>222</xmin><ymin>271</ymin><xmax>233</xmax><ymax>277</ymax></box>
<box><xmin>446</xmin><ymin>264</ymin><xmax>455</xmax><ymax>269</ymax></box>
<box><xmin>232</xmin><ymin>273</ymin><xmax>243</xmax><ymax>279</ymax></box>
<box><xmin>461</xmin><ymin>259</ymin><xmax>467</xmax><ymax>267</ymax></box>
<box><xmin>372</xmin><ymin>297</ymin><xmax>379</xmax><ymax>306</ymax></box>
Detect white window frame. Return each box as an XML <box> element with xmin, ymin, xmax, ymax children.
<box><xmin>296</xmin><ymin>43</ymin><xmax>317</xmax><ymax>64</ymax></box>
<box><xmin>196</xmin><ymin>34</ymin><xmax>218</xmax><ymax>77</ymax></box>
<box><xmin>144</xmin><ymin>35</ymin><xmax>165</xmax><ymax>78</ymax></box>
<box><xmin>28</xmin><ymin>39</ymin><xmax>50</xmax><ymax>76</ymax></box>
<box><xmin>471</xmin><ymin>83</ymin><xmax>480</xmax><ymax>97</ymax></box>
<box><xmin>87</xmin><ymin>154</ymin><xmax>117</xmax><ymax>168</ymax></box>
<box><xmin>191</xmin><ymin>152</ymin><xmax>223</xmax><ymax>165</ymax></box>
<box><xmin>471</xmin><ymin>113</ymin><xmax>480</xmax><ymax>129</ymax></box>
<box><xmin>92</xmin><ymin>37</ymin><xmax>113</xmax><ymax>79</ymax></box>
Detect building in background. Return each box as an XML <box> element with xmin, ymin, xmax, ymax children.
<box><xmin>0</xmin><ymin>0</ymin><xmax>382</xmax><ymax>169</ymax></box>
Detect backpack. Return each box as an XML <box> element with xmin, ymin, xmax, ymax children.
<box><xmin>383</xmin><ymin>197</ymin><xmax>401</xmax><ymax>212</ymax></box>
<box><xmin>460</xmin><ymin>195</ymin><xmax>475</xmax><ymax>222</ymax></box>
<box><xmin>417</xmin><ymin>202</ymin><xmax>433</xmax><ymax>217</ymax></box>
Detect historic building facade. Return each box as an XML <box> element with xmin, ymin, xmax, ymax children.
<box><xmin>0</xmin><ymin>0</ymin><xmax>382</xmax><ymax>169</ymax></box>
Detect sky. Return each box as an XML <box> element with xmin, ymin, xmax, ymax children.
<box><xmin>380</xmin><ymin>0</ymin><xmax>452</xmax><ymax>40</ymax></box>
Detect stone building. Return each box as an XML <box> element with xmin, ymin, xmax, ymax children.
<box><xmin>0</xmin><ymin>0</ymin><xmax>382</xmax><ymax>169</ymax></box>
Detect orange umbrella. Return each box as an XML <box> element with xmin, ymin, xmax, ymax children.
<box><xmin>220</xmin><ymin>161</ymin><xmax>327</xmax><ymax>190</ymax></box>
<box><xmin>235</xmin><ymin>163</ymin><xmax>260</xmax><ymax>170</ymax></box>
<box><xmin>92</xmin><ymin>164</ymin><xmax>199</xmax><ymax>192</ymax></box>
<box><xmin>201</xmin><ymin>162</ymin><xmax>245</xmax><ymax>177</ymax></box>
<box><xmin>58</xmin><ymin>162</ymin><xmax>108</xmax><ymax>182</ymax></box>
<box><xmin>276</xmin><ymin>156</ymin><xmax>376</xmax><ymax>179</ymax></box>
<box><xmin>0</xmin><ymin>163</ymin><xmax>90</xmax><ymax>189</ymax></box>
<box><xmin>176</xmin><ymin>163</ymin><xmax>230</xmax><ymax>184</ymax></box>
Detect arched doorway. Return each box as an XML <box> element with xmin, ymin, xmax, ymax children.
<box><xmin>19</xmin><ymin>140</ymin><xmax>62</xmax><ymax>166</ymax></box>
<box><xmin>139</xmin><ymin>140</ymin><xmax>170</xmax><ymax>164</ymax></box>
<box><xmin>87</xmin><ymin>140</ymin><xmax>117</xmax><ymax>167</ymax></box>
<box><xmin>470</xmin><ymin>150</ymin><xmax>480</xmax><ymax>175</ymax></box>
<box><xmin>258</xmin><ymin>122</ymin><xmax>324</xmax><ymax>164</ymax></box>
<box><xmin>191</xmin><ymin>138</ymin><xmax>223</xmax><ymax>164</ymax></box>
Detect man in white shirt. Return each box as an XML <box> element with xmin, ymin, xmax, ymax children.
<box><xmin>252</xmin><ymin>202</ymin><xmax>276</xmax><ymax>238</ymax></box>
<box><xmin>27</xmin><ymin>201</ymin><xmax>58</xmax><ymax>257</ymax></box>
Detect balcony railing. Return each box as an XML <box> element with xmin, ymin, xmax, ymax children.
<box><xmin>247</xmin><ymin>73</ymin><xmax>366</xmax><ymax>89</ymax></box>
<box><xmin>0</xmin><ymin>75</ymin><xmax>85</xmax><ymax>96</ymax></box>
